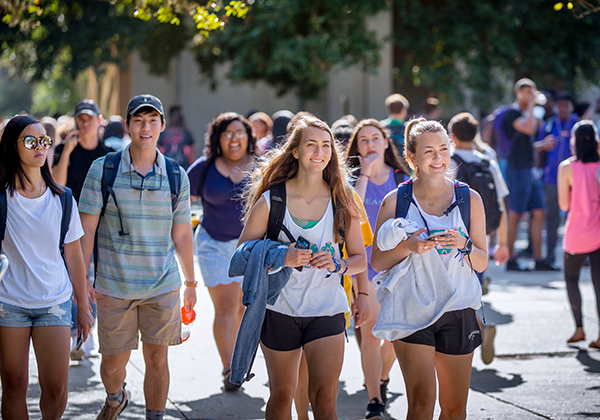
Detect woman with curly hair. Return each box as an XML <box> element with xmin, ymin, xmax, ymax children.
<box><xmin>187</xmin><ymin>112</ymin><xmax>256</xmax><ymax>390</ymax></box>
<box><xmin>238</xmin><ymin>115</ymin><xmax>368</xmax><ymax>419</ymax></box>
<box><xmin>345</xmin><ymin>118</ymin><xmax>410</xmax><ymax>417</ymax></box>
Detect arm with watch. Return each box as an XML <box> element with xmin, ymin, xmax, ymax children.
<box><xmin>172</xmin><ymin>221</ymin><xmax>197</xmax><ymax>311</ymax></box>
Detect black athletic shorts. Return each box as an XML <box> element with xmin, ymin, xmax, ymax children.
<box><xmin>260</xmin><ymin>309</ymin><xmax>346</xmax><ymax>351</ymax></box>
<box><xmin>399</xmin><ymin>308</ymin><xmax>482</xmax><ymax>355</ymax></box>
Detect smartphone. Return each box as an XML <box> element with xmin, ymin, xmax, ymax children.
<box><xmin>295</xmin><ymin>236</ymin><xmax>311</xmax><ymax>271</ymax></box>
<box><xmin>425</xmin><ymin>233</ymin><xmax>451</xmax><ymax>241</ymax></box>
<box><xmin>75</xmin><ymin>330</ymin><xmax>84</xmax><ymax>351</ymax></box>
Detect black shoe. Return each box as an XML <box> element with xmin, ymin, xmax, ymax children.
<box><xmin>380</xmin><ymin>379</ymin><xmax>389</xmax><ymax>405</ymax></box>
<box><xmin>506</xmin><ymin>259</ymin><xmax>530</xmax><ymax>272</ymax></box>
<box><xmin>535</xmin><ymin>259</ymin><xmax>560</xmax><ymax>271</ymax></box>
<box><xmin>517</xmin><ymin>248</ymin><xmax>533</xmax><ymax>259</ymax></box>
<box><xmin>366</xmin><ymin>398</ymin><xmax>385</xmax><ymax>420</ymax></box>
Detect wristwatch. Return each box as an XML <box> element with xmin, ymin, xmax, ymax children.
<box><xmin>329</xmin><ymin>258</ymin><xmax>342</xmax><ymax>273</ymax></box>
<box><xmin>458</xmin><ymin>237</ymin><xmax>474</xmax><ymax>255</ymax></box>
<box><xmin>184</xmin><ymin>280</ymin><xmax>198</xmax><ymax>288</ymax></box>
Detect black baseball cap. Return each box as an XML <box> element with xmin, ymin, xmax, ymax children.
<box><xmin>75</xmin><ymin>99</ymin><xmax>100</xmax><ymax>117</ymax></box>
<box><xmin>126</xmin><ymin>94</ymin><xmax>164</xmax><ymax>117</ymax></box>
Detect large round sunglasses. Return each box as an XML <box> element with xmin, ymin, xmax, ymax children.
<box><xmin>17</xmin><ymin>135</ymin><xmax>54</xmax><ymax>150</ymax></box>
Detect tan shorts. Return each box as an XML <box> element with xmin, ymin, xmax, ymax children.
<box><xmin>96</xmin><ymin>289</ymin><xmax>181</xmax><ymax>354</ymax></box>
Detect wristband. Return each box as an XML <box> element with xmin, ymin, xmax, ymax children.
<box><xmin>358</xmin><ymin>292</ymin><xmax>369</xmax><ymax>297</ymax></box>
<box><xmin>184</xmin><ymin>280</ymin><xmax>198</xmax><ymax>288</ymax></box>
<box><xmin>328</xmin><ymin>258</ymin><xmax>342</xmax><ymax>274</ymax></box>
<box><xmin>359</xmin><ymin>173</ymin><xmax>370</xmax><ymax>179</ymax></box>
<box><xmin>458</xmin><ymin>237</ymin><xmax>474</xmax><ymax>256</ymax></box>
<box><xmin>341</xmin><ymin>258</ymin><xmax>349</xmax><ymax>275</ymax></box>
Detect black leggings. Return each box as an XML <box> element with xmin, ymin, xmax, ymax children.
<box><xmin>564</xmin><ymin>248</ymin><xmax>600</xmax><ymax>328</ymax></box>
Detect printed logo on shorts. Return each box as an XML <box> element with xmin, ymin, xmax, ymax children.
<box><xmin>468</xmin><ymin>329</ymin><xmax>481</xmax><ymax>341</ymax></box>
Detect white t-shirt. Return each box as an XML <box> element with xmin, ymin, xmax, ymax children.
<box><xmin>407</xmin><ymin>190</ymin><xmax>482</xmax><ymax>312</ymax></box>
<box><xmin>451</xmin><ymin>149</ymin><xmax>509</xmax><ymax>206</ymax></box>
<box><xmin>0</xmin><ymin>188</ymin><xmax>84</xmax><ymax>308</ymax></box>
<box><xmin>264</xmin><ymin>191</ymin><xmax>349</xmax><ymax>317</ymax></box>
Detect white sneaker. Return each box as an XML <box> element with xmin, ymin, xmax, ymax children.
<box><xmin>82</xmin><ymin>332</ymin><xmax>98</xmax><ymax>358</ymax></box>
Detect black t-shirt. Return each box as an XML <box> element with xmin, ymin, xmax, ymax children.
<box><xmin>53</xmin><ymin>142</ymin><xmax>113</xmax><ymax>202</ymax></box>
<box><xmin>503</xmin><ymin>108</ymin><xmax>534</xmax><ymax>169</ymax></box>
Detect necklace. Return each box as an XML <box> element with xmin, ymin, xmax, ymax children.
<box><xmin>225</xmin><ymin>155</ymin><xmax>249</xmax><ymax>174</ymax></box>
<box><xmin>38</xmin><ymin>183</ymin><xmax>45</xmax><ymax>197</ymax></box>
<box><xmin>303</xmin><ymin>189</ymin><xmax>321</xmax><ymax>205</ymax></box>
<box><xmin>425</xmin><ymin>185</ymin><xmax>446</xmax><ymax>207</ymax></box>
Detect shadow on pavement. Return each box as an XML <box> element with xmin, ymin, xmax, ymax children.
<box><xmin>576</xmin><ymin>349</ymin><xmax>600</xmax><ymax>374</ymax></box>
<box><xmin>481</xmin><ymin>302</ymin><xmax>513</xmax><ymax>326</ymax></box>
<box><xmin>172</xmin><ymin>389</ymin><xmax>266</xmax><ymax>419</ymax></box>
<box><xmin>469</xmin><ymin>367</ymin><xmax>524</xmax><ymax>393</ymax></box>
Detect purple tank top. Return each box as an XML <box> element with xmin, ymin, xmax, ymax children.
<box><xmin>364</xmin><ymin>167</ymin><xmax>399</xmax><ymax>280</ymax></box>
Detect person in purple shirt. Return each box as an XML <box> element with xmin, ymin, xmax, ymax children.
<box><xmin>535</xmin><ymin>92</ymin><xmax>578</xmax><ymax>264</ymax></box>
<box><xmin>187</xmin><ymin>112</ymin><xmax>256</xmax><ymax>391</ymax></box>
<box><xmin>346</xmin><ymin>119</ymin><xmax>410</xmax><ymax>417</ymax></box>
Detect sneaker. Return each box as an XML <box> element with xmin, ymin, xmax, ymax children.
<box><xmin>481</xmin><ymin>276</ymin><xmax>491</xmax><ymax>296</ymax></box>
<box><xmin>365</xmin><ymin>398</ymin><xmax>385</xmax><ymax>420</ymax></box>
<box><xmin>379</xmin><ymin>378</ymin><xmax>389</xmax><ymax>405</ymax></box>
<box><xmin>70</xmin><ymin>347</ymin><xmax>85</xmax><ymax>361</ymax></box>
<box><xmin>535</xmin><ymin>259</ymin><xmax>559</xmax><ymax>271</ymax></box>
<box><xmin>222</xmin><ymin>368</ymin><xmax>238</xmax><ymax>392</ymax></box>
<box><xmin>482</xmin><ymin>325</ymin><xmax>496</xmax><ymax>365</ymax></box>
<box><xmin>506</xmin><ymin>259</ymin><xmax>530</xmax><ymax>272</ymax></box>
<box><xmin>97</xmin><ymin>384</ymin><xmax>131</xmax><ymax>420</ymax></box>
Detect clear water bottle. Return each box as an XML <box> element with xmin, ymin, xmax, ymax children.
<box><xmin>181</xmin><ymin>306</ymin><xmax>196</xmax><ymax>342</ymax></box>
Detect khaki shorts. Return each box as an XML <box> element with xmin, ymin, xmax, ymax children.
<box><xmin>96</xmin><ymin>289</ymin><xmax>181</xmax><ymax>354</ymax></box>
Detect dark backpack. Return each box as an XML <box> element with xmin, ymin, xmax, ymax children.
<box><xmin>451</xmin><ymin>154</ymin><xmax>501</xmax><ymax>234</ymax></box>
<box><xmin>93</xmin><ymin>151</ymin><xmax>181</xmax><ymax>279</ymax></box>
<box><xmin>0</xmin><ymin>187</ymin><xmax>73</xmax><ymax>261</ymax></box>
<box><xmin>195</xmin><ymin>157</ymin><xmax>215</xmax><ymax>208</ymax></box>
<box><xmin>489</xmin><ymin>104</ymin><xmax>518</xmax><ymax>160</ymax></box>
<box><xmin>266</xmin><ymin>182</ymin><xmax>344</xmax><ymax>284</ymax></box>
<box><xmin>395</xmin><ymin>180</ymin><xmax>471</xmax><ymax>233</ymax></box>
<box><xmin>384</xmin><ymin>122</ymin><xmax>406</xmax><ymax>151</ymax></box>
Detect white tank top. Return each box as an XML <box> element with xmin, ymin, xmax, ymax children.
<box><xmin>263</xmin><ymin>190</ymin><xmax>349</xmax><ymax>317</ymax></box>
<box><xmin>406</xmin><ymin>189</ymin><xmax>482</xmax><ymax>312</ymax></box>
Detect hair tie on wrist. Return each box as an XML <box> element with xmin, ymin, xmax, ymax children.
<box><xmin>358</xmin><ymin>292</ymin><xmax>369</xmax><ymax>296</ymax></box>
<box><xmin>359</xmin><ymin>173</ymin><xmax>370</xmax><ymax>179</ymax></box>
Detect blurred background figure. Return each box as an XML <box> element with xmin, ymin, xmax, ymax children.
<box><xmin>331</xmin><ymin>115</ymin><xmax>357</xmax><ymax>150</ymax></box>
<box><xmin>249</xmin><ymin>111</ymin><xmax>273</xmax><ymax>155</ymax></box>
<box><xmin>380</xmin><ymin>93</ymin><xmax>409</xmax><ymax>151</ymax></box>
<box><xmin>423</xmin><ymin>97</ymin><xmax>441</xmax><ymax>121</ymax></box>
<box><xmin>40</xmin><ymin>116</ymin><xmax>57</xmax><ymax>171</ymax></box>
<box><xmin>102</xmin><ymin>116</ymin><xmax>130</xmax><ymax>151</ymax></box>
<box><xmin>268</xmin><ymin>110</ymin><xmax>295</xmax><ymax>151</ymax></box>
<box><xmin>158</xmin><ymin>105</ymin><xmax>195</xmax><ymax>169</ymax></box>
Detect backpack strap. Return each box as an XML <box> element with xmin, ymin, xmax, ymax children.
<box><xmin>0</xmin><ymin>190</ymin><xmax>6</xmax><ymax>250</ymax></box>
<box><xmin>59</xmin><ymin>187</ymin><xmax>73</xmax><ymax>259</ymax></box>
<box><xmin>451</xmin><ymin>153</ymin><xmax>465</xmax><ymax>167</ymax></box>
<box><xmin>442</xmin><ymin>180</ymin><xmax>471</xmax><ymax>233</ymax></box>
<box><xmin>266</xmin><ymin>182</ymin><xmax>295</xmax><ymax>243</ymax></box>
<box><xmin>196</xmin><ymin>158</ymin><xmax>214</xmax><ymax>208</ymax></box>
<box><xmin>101</xmin><ymin>151</ymin><xmax>122</xmax><ymax>217</ymax></box>
<box><xmin>395</xmin><ymin>180</ymin><xmax>414</xmax><ymax>219</ymax></box>
<box><xmin>164</xmin><ymin>156</ymin><xmax>181</xmax><ymax>211</ymax></box>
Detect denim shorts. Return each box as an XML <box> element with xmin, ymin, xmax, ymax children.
<box><xmin>195</xmin><ymin>226</ymin><xmax>242</xmax><ymax>288</ymax></box>
<box><xmin>0</xmin><ymin>300</ymin><xmax>72</xmax><ymax>328</ymax></box>
<box><xmin>505</xmin><ymin>166</ymin><xmax>546</xmax><ymax>213</ymax></box>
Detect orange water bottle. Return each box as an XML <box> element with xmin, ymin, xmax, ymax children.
<box><xmin>181</xmin><ymin>306</ymin><xmax>196</xmax><ymax>342</ymax></box>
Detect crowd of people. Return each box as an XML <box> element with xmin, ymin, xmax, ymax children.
<box><xmin>0</xmin><ymin>78</ymin><xmax>599</xmax><ymax>420</ymax></box>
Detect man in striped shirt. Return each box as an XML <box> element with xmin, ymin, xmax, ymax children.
<box><xmin>79</xmin><ymin>94</ymin><xmax>197</xmax><ymax>420</ymax></box>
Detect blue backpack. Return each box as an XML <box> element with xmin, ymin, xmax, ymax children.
<box><xmin>490</xmin><ymin>104</ymin><xmax>518</xmax><ymax>160</ymax></box>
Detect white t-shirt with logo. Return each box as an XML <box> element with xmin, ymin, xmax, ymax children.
<box><xmin>264</xmin><ymin>191</ymin><xmax>349</xmax><ymax>317</ymax></box>
<box><xmin>0</xmin><ymin>188</ymin><xmax>84</xmax><ymax>308</ymax></box>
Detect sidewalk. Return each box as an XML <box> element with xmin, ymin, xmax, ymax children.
<box><xmin>25</xmin><ymin>255</ymin><xmax>600</xmax><ymax>419</ymax></box>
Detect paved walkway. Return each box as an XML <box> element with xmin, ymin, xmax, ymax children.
<box><xmin>23</xmin><ymin>253</ymin><xmax>600</xmax><ymax>419</ymax></box>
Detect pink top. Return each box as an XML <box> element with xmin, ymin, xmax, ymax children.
<box><xmin>563</xmin><ymin>160</ymin><xmax>600</xmax><ymax>254</ymax></box>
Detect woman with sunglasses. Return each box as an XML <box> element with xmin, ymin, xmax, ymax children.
<box><xmin>0</xmin><ymin>115</ymin><xmax>94</xmax><ymax>419</ymax></box>
<box><xmin>238</xmin><ymin>115</ymin><xmax>367</xmax><ymax>419</ymax></box>
<box><xmin>187</xmin><ymin>112</ymin><xmax>256</xmax><ymax>390</ymax></box>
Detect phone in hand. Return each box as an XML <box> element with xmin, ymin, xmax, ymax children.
<box><xmin>75</xmin><ymin>330</ymin><xmax>84</xmax><ymax>351</ymax></box>
<box><xmin>294</xmin><ymin>236</ymin><xmax>311</xmax><ymax>272</ymax></box>
<box><xmin>425</xmin><ymin>232</ymin><xmax>451</xmax><ymax>241</ymax></box>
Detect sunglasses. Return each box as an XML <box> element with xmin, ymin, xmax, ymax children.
<box><xmin>18</xmin><ymin>135</ymin><xmax>54</xmax><ymax>150</ymax></box>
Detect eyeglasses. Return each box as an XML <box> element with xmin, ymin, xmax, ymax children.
<box><xmin>18</xmin><ymin>135</ymin><xmax>54</xmax><ymax>150</ymax></box>
<box><xmin>220</xmin><ymin>130</ymin><xmax>247</xmax><ymax>141</ymax></box>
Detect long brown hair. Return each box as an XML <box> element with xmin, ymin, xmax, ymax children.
<box><xmin>346</xmin><ymin>119</ymin><xmax>410</xmax><ymax>177</ymax></box>
<box><xmin>243</xmin><ymin>116</ymin><xmax>359</xmax><ymax>243</ymax></box>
